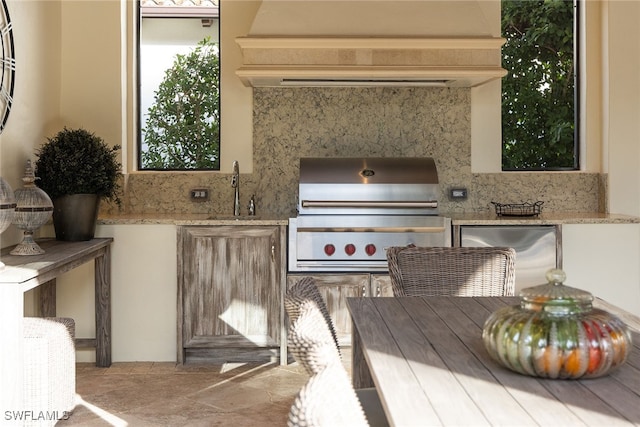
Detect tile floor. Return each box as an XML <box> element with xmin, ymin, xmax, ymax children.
<box><xmin>57</xmin><ymin>352</ymin><xmax>352</xmax><ymax>427</ymax></box>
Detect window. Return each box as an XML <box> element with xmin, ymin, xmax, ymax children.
<box><xmin>501</xmin><ymin>0</ymin><xmax>578</xmax><ymax>171</ymax></box>
<box><xmin>138</xmin><ymin>1</ymin><xmax>220</xmax><ymax>171</ymax></box>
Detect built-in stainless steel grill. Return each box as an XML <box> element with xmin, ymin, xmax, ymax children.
<box><xmin>288</xmin><ymin>157</ymin><xmax>451</xmax><ymax>272</ymax></box>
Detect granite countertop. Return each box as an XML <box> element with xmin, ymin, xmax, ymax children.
<box><xmin>448</xmin><ymin>212</ymin><xmax>640</xmax><ymax>225</ymax></box>
<box><xmin>98</xmin><ymin>212</ymin><xmax>640</xmax><ymax>226</ymax></box>
<box><xmin>97</xmin><ymin>213</ymin><xmax>289</xmax><ymax>226</ymax></box>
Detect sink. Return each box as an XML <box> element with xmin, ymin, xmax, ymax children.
<box><xmin>206</xmin><ymin>215</ymin><xmax>262</xmax><ymax>221</ymax></box>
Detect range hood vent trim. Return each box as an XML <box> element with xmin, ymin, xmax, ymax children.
<box><xmin>235</xmin><ymin>36</ymin><xmax>506</xmax><ymax>50</ymax></box>
<box><xmin>280</xmin><ymin>79</ymin><xmax>449</xmax><ymax>88</ymax></box>
<box><xmin>235</xmin><ymin>64</ymin><xmax>507</xmax><ymax>88</ymax></box>
<box><xmin>235</xmin><ymin>37</ymin><xmax>507</xmax><ymax>88</ymax></box>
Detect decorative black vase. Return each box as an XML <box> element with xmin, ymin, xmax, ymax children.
<box><xmin>52</xmin><ymin>194</ymin><xmax>100</xmax><ymax>241</ymax></box>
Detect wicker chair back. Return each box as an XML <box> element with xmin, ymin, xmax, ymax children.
<box><xmin>285</xmin><ymin>277</ymin><xmax>340</xmax><ymax>356</ymax></box>
<box><xmin>386</xmin><ymin>246</ymin><xmax>516</xmax><ymax>297</ymax></box>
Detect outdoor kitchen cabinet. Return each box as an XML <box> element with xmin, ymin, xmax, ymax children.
<box><xmin>178</xmin><ymin>225</ymin><xmax>286</xmax><ymax>364</ymax></box>
<box><xmin>286</xmin><ymin>273</ymin><xmax>393</xmax><ymax>346</ymax></box>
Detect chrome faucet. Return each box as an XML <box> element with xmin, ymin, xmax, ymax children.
<box><xmin>231</xmin><ymin>160</ymin><xmax>240</xmax><ymax>216</ymax></box>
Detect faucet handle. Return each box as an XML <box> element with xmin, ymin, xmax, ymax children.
<box><xmin>248</xmin><ymin>195</ymin><xmax>256</xmax><ymax>216</ymax></box>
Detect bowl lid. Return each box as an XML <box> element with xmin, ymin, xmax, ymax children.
<box><xmin>520</xmin><ymin>269</ymin><xmax>593</xmax><ymax>314</ymax></box>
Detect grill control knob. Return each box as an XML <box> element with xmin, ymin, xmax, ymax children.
<box><xmin>324</xmin><ymin>244</ymin><xmax>336</xmax><ymax>256</ymax></box>
<box><xmin>345</xmin><ymin>244</ymin><xmax>356</xmax><ymax>256</ymax></box>
<box><xmin>365</xmin><ymin>244</ymin><xmax>376</xmax><ymax>256</ymax></box>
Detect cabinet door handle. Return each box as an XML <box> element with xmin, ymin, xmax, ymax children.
<box><xmin>376</xmin><ymin>285</ymin><xmax>381</xmax><ymax>297</ymax></box>
<box><xmin>271</xmin><ymin>244</ymin><xmax>275</xmax><ymax>261</ymax></box>
<box><xmin>362</xmin><ymin>285</ymin><xmax>367</xmax><ymax>297</ymax></box>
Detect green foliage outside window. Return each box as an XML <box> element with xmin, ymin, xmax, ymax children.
<box><xmin>502</xmin><ymin>0</ymin><xmax>577</xmax><ymax>170</ymax></box>
<box><xmin>141</xmin><ymin>37</ymin><xmax>220</xmax><ymax>170</ymax></box>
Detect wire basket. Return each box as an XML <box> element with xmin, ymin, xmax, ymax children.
<box><xmin>491</xmin><ymin>201</ymin><xmax>544</xmax><ymax>217</ymax></box>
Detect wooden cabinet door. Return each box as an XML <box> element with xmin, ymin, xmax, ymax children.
<box><xmin>178</xmin><ymin>226</ymin><xmax>284</xmax><ymax>363</ymax></box>
<box><xmin>286</xmin><ymin>274</ymin><xmax>369</xmax><ymax>346</ymax></box>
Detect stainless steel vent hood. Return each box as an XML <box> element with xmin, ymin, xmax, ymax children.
<box><xmin>235</xmin><ymin>1</ymin><xmax>507</xmax><ymax>88</ymax></box>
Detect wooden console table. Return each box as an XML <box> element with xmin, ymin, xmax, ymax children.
<box><xmin>0</xmin><ymin>238</ymin><xmax>113</xmax><ymax>414</ymax></box>
<box><xmin>0</xmin><ymin>237</ymin><xmax>113</xmax><ymax>364</ymax></box>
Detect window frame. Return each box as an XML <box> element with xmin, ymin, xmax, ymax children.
<box><xmin>501</xmin><ymin>0</ymin><xmax>580</xmax><ymax>172</ymax></box>
<box><xmin>135</xmin><ymin>1</ymin><xmax>221</xmax><ymax>172</ymax></box>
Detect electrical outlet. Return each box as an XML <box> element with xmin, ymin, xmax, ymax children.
<box><xmin>450</xmin><ymin>188</ymin><xmax>468</xmax><ymax>200</ymax></box>
<box><xmin>190</xmin><ymin>188</ymin><xmax>209</xmax><ymax>201</ymax></box>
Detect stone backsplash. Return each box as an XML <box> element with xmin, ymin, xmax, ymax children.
<box><xmin>116</xmin><ymin>87</ymin><xmax>603</xmax><ymax>217</ymax></box>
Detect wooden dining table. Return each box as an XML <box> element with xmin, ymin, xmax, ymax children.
<box><xmin>348</xmin><ymin>296</ymin><xmax>640</xmax><ymax>427</ymax></box>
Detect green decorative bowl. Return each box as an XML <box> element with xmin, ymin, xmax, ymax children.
<box><xmin>482</xmin><ymin>269</ymin><xmax>632</xmax><ymax>379</ymax></box>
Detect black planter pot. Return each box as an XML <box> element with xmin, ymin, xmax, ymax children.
<box><xmin>52</xmin><ymin>194</ymin><xmax>100</xmax><ymax>241</ymax></box>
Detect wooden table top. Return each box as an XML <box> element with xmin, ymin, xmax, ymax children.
<box><xmin>0</xmin><ymin>238</ymin><xmax>113</xmax><ymax>288</ymax></box>
<box><xmin>347</xmin><ymin>296</ymin><xmax>640</xmax><ymax>427</ymax></box>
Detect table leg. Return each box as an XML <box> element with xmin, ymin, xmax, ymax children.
<box><xmin>39</xmin><ymin>279</ymin><xmax>57</xmax><ymax>317</ymax></box>
<box><xmin>351</xmin><ymin>319</ymin><xmax>374</xmax><ymax>389</ymax></box>
<box><xmin>280</xmin><ymin>311</ymin><xmax>288</xmax><ymax>366</ymax></box>
<box><xmin>94</xmin><ymin>246</ymin><xmax>111</xmax><ymax>367</ymax></box>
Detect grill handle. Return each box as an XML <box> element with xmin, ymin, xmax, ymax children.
<box><xmin>296</xmin><ymin>226</ymin><xmax>447</xmax><ymax>233</ymax></box>
<box><xmin>301</xmin><ymin>200</ymin><xmax>438</xmax><ymax>209</ymax></box>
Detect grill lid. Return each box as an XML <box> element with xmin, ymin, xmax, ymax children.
<box><xmin>297</xmin><ymin>157</ymin><xmax>440</xmax><ymax>215</ymax></box>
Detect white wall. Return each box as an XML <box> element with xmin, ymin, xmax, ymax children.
<box><xmin>0</xmin><ymin>0</ymin><xmax>61</xmax><ymax>249</ymax></box>
<box><xmin>563</xmin><ymin>224</ymin><xmax>640</xmax><ymax>316</ymax></box>
<box><xmin>606</xmin><ymin>0</ymin><xmax>640</xmax><ymax>216</ymax></box>
<box><xmin>60</xmin><ymin>1</ymin><xmax>122</xmax><ymax>149</ymax></box>
<box><xmin>218</xmin><ymin>1</ymin><xmax>260</xmax><ymax>173</ymax></box>
<box><xmin>55</xmin><ymin>224</ymin><xmax>177</xmax><ymax>362</ymax></box>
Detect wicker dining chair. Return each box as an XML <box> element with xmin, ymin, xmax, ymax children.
<box><xmin>386</xmin><ymin>246</ymin><xmax>516</xmax><ymax>297</ymax></box>
<box><xmin>286</xmin><ymin>301</ymin><xmax>387</xmax><ymax>427</ymax></box>
<box><xmin>287</xmin><ymin>298</ymin><xmax>343</xmax><ymax>376</ymax></box>
<box><xmin>285</xmin><ymin>279</ymin><xmax>389</xmax><ymax>427</ymax></box>
<box><xmin>285</xmin><ymin>276</ymin><xmax>340</xmax><ymax>357</ymax></box>
<box><xmin>288</xmin><ymin>362</ymin><xmax>369</xmax><ymax>427</ymax></box>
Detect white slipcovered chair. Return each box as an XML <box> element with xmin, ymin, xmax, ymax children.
<box><xmin>23</xmin><ymin>317</ymin><xmax>76</xmax><ymax>426</ymax></box>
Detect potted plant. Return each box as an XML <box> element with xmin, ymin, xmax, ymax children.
<box><xmin>34</xmin><ymin>127</ymin><xmax>122</xmax><ymax>241</ymax></box>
